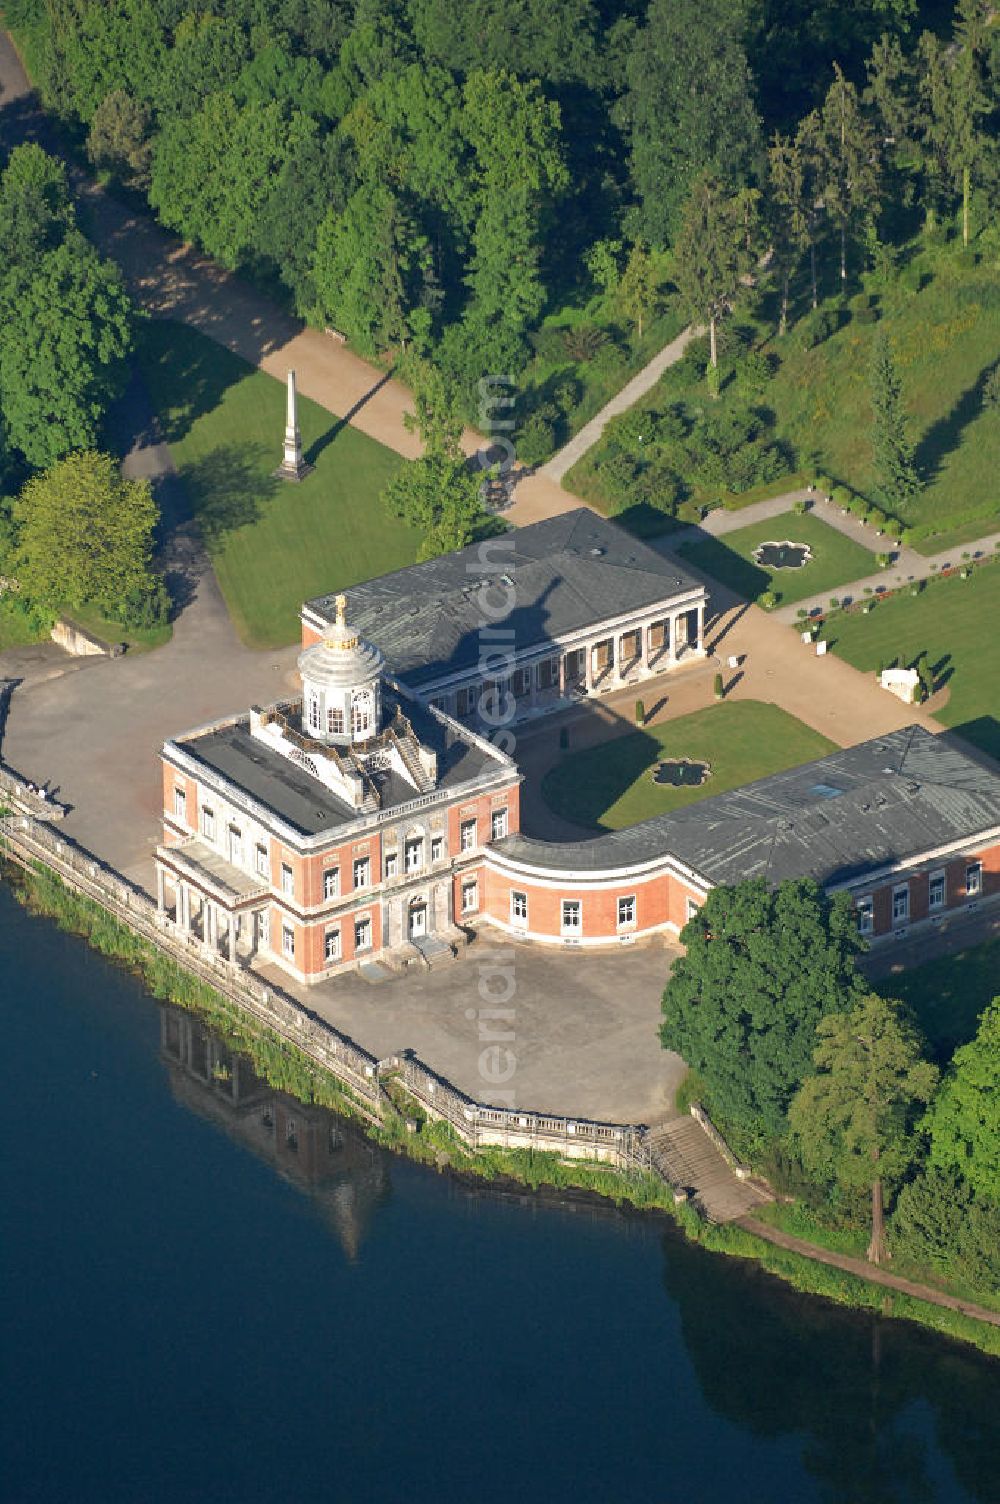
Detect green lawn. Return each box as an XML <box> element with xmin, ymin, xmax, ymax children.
<box><xmin>541</xmin><ymin>700</ymin><xmax>837</xmax><ymax>831</ymax></box>
<box><xmin>763</xmin><ymin>264</ymin><xmax>1000</xmax><ymax>549</ymax></box>
<box><xmin>136</xmin><ymin>321</ymin><xmax>419</xmax><ymax>648</ymax></box>
<box><xmin>876</xmin><ymin>936</ymin><xmax>1000</xmax><ymax>1063</ymax></box>
<box><xmin>65</xmin><ymin>604</ymin><xmax>171</xmax><ymax>654</ymax></box>
<box><xmin>823</xmin><ymin>563</ymin><xmax>1000</xmax><ymax>760</ymax></box>
<box><xmin>679</xmin><ymin>510</ymin><xmax>878</xmax><ymax>606</ymax></box>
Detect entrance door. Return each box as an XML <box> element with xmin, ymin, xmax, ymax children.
<box><xmin>409</xmin><ymin>904</ymin><xmax>427</xmax><ymax>939</ymax></box>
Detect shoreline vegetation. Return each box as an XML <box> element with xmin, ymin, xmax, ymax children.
<box><xmin>5</xmin><ymin>856</ymin><xmax>999</xmax><ymax>1360</ymax></box>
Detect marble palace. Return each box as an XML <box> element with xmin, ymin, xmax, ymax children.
<box><xmin>157</xmin><ymin>512</ymin><xmax>1000</xmax><ymax>985</ymax></box>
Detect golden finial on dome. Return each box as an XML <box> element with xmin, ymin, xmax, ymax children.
<box><xmin>323</xmin><ymin>591</ymin><xmax>359</xmax><ymax>650</ymax></box>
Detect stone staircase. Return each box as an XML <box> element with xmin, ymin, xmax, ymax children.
<box><xmin>645</xmin><ymin>1116</ymin><xmax>773</xmax><ymax>1223</ymax></box>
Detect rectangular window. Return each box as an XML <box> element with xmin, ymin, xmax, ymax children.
<box><xmin>491</xmin><ymin>808</ymin><xmax>508</xmax><ymax>841</ymax></box>
<box><xmin>281</xmin><ymin>862</ymin><xmax>294</xmax><ymax>897</ymax></box>
<box><xmin>354</xmin><ymin>916</ymin><xmax>372</xmax><ymax>951</ymax></box>
<box><xmin>324</xmin><ymin>928</ymin><xmax>341</xmax><ymax>963</ymax></box>
<box><xmin>430</xmin><ymin>836</ymin><xmax>443</xmax><ymax>862</ymax></box>
<box><xmin>327</xmin><ymin>705</ymin><xmax>344</xmax><ymax>735</ymax></box>
<box><xmin>928</xmin><ymin>870</ymin><xmax>945</xmax><ymax>910</ymax></box>
<box><xmin>561</xmin><ymin>899</ymin><xmax>582</xmax><ymax>935</ymax></box>
<box><xmin>511</xmin><ymin>891</ymin><xmax>528</xmax><ymax>924</ymax></box>
<box><xmin>966</xmin><ymin>861</ymin><xmax>983</xmax><ymax>897</ymax></box>
<box><xmin>856</xmin><ymin>896</ymin><xmax>874</xmax><ymax>934</ymax></box>
<box><xmin>255</xmin><ymin>843</ymin><xmax>269</xmax><ymax>879</ymax></box>
<box><xmin>173</xmin><ymin>786</ymin><xmax>187</xmax><ymax>821</ymax></box>
<box><xmin>456</xmin><ymin>686</ymin><xmax>475</xmax><ymax>717</ymax></box>
<box><xmin>460</xmin><ymin>818</ymin><xmax>477</xmax><ymax>852</ymax></box>
<box><xmin>307</xmin><ymin>694</ymin><xmax>321</xmax><ymax>733</ymax></box>
<box><xmin>618</xmin><ymin>895</ymin><xmax>636</xmax><ymax>929</ymax></box>
<box><xmin>281</xmin><ymin>924</ymin><xmax>295</xmax><ymax>958</ymax></box>
<box><xmin>353</xmin><ymin>856</ymin><xmax>371</xmax><ymax>889</ymax></box>
<box><xmin>404</xmin><ymin>838</ymin><xmax>424</xmax><ymax>873</ymax></box>
<box><xmin>462</xmin><ymin>881</ymin><xmax>478</xmax><ymax>914</ymax></box>
<box><xmin>384</xmin><ymin>852</ymin><xmax>398</xmax><ymax>879</ymax></box>
<box><xmin>323</xmin><ymin>867</ymin><xmax>339</xmax><ymax>900</ymax></box>
<box><xmin>201</xmin><ymin>807</ymin><xmax>216</xmax><ymax>841</ymax></box>
<box><xmin>892</xmin><ymin>885</ymin><xmax>909</xmax><ymax>925</ymax></box>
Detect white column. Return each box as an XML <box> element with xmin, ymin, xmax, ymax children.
<box><xmin>558</xmin><ymin>653</ymin><xmax>566</xmax><ymax>697</ymax></box>
<box><xmin>669</xmin><ymin>616</ymin><xmax>679</xmax><ymax>663</ymax></box>
<box><xmin>696</xmin><ymin>602</ymin><xmax>706</xmax><ymax>653</ymax></box>
<box><xmin>228</xmin><ymin>916</ymin><xmax>237</xmax><ymax>964</ymax></box>
<box><xmin>584</xmin><ymin>643</ymin><xmax>594</xmax><ymax>693</ymax></box>
<box><xmin>156</xmin><ymin>865</ymin><xmax>165</xmax><ymax>913</ymax></box>
<box><xmin>180</xmin><ymin>882</ymin><xmax>191</xmax><ymax>932</ymax></box>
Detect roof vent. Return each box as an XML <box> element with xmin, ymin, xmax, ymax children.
<box><xmin>590</xmin><ymin>546</ymin><xmax>604</xmax><ymax>557</ymax></box>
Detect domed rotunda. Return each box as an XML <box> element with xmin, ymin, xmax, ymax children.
<box><xmin>297</xmin><ymin>593</ymin><xmax>384</xmax><ymax>748</ymax></box>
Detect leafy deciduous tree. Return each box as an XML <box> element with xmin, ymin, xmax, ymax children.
<box><xmin>13</xmin><ymin>451</ymin><xmax>161</xmax><ymax>619</ymax></box>
<box><xmin>660</xmin><ymin>877</ymin><xmax>866</xmax><ymax>1155</ymax></box>
<box><xmin>86</xmin><ymin>89</ymin><xmax>154</xmax><ymax>188</ymax></box>
<box><xmin>924</xmin><ymin>999</ymin><xmax>1000</xmax><ymax>1201</ymax></box>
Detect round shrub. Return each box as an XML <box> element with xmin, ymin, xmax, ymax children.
<box><xmin>831</xmin><ymin>485</ymin><xmax>852</xmax><ymax>508</ymax></box>
<box><xmin>793</xmin><ymin>498</ymin><xmax>807</xmax><ymax>515</ymax></box>
<box><xmin>813</xmin><ymin>474</ymin><xmax>832</xmax><ymax>495</ymax></box>
<box><xmin>760</xmin><ymin>590</ymin><xmax>778</xmax><ymax>610</ymax></box>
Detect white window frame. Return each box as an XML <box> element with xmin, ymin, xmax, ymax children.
<box><xmin>511</xmin><ymin>890</ymin><xmax>528</xmax><ymax>925</ymax></box>
<box><xmin>173</xmin><ymin>786</ymin><xmax>187</xmax><ymax>821</ymax></box>
<box><xmin>281</xmin><ymin>924</ymin><xmax>295</xmax><ymax>959</ymax></box>
<box><xmin>324</xmin><ymin>928</ymin><xmax>341</xmax><ymax>963</ymax></box>
<box><xmin>255</xmin><ymin>843</ymin><xmax>269</xmax><ymax>879</ymax></box>
<box><xmin>928</xmin><ymin>869</ymin><xmax>945</xmax><ymax>910</ymax></box>
<box><xmin>491</xmin><ymin>808</ymin><xmax>508</xmax><ymax>841</ymax></box>
<box><xmin>354</xmin><ymin>915</ymin><xmax>372</xmax><ymax>951</ymax></box>
<box><xmin>404</xmin><ymin>838</ymin><xmax>424</xmax><ymax>874</ymax></box>
<box><xmin>328</xmin><ymin>704</ymin><xmax>344</xmax><ymax>735</ymax></box>
<box><xmin>353</xmin><ymin>856</ymin><xmax>371</xmax><ymax>889</ymax></box>
<box><xmin>856</xmin><ymin>895</ymin><xmax>874</xmax><ymax>935</ymax></box>
<box><xmin>281</xmin><ymin>862</ymin><xmax>294</xmax><ymax>897</ymax></box>
<box><xmin>323</xmin><ymin>866</ymin><xmax>340</xmax><ymax>900</ymax></box>
<box><xmin>460</xmin><ymin>819</ymin><xmax>477</xmax><ymax>852</ymax></box>
<box><xmin>966</xmin><ymin>861</ymin><xmax>983</xmax><ymax>897</ymax></box>
<box><xmin>430</xmin><ymin>835</ymin><xmax>443</xmax><ymax>862</ymax></box>
<box><xmin>461</xmin><ymin>880</ymin><xmax>478</xmax><ymax>914</ymax></box>
<box><xmin>384</xmin><ymin>851</ymin><xmax>398</xmax><ymax>879</ymax></box>
<box><xmin>617</xmin><ymin>895</ymin><xmax>636</xmax><ymax>929</ymax></box>
<box><xmin>201</xmin><ymin>806</ymin><xmax>216</xmax><ymax>841</ymax></box>
<box><xmin>307</xmin><ymin>693</ymin><xmax>321</xmax><ymax>733</ymax></box>
<box><xmin>561</xmin><ymin>899</ymin><xmax>582</xmax><ymax>936</ymax></box>
<box><xmin>892</xmin><ymin>884</ymin><xmax>909</xmax><ymax>926</ymax></box>
<box><xmin>351</xmin><ymin>692</ymin><xmax>373</xmax><ymax>738</ymax></box>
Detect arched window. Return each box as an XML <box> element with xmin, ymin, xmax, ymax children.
<box><xmin>352</xmin><ymin>691</ymin><xmax>373</xmax><ymax>737</ymax></box>
<box><xmin>328</xmin><ymin>704</ymin><xmax>344</xmax><ymax>735</ymax></box>
<box><xmin>307</xmin><ymin>693</ymin><xmax>320</xmax><ymax>733</ymax></box>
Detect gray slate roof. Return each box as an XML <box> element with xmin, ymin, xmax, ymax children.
<box><xmin>496</xmin><ymin>727</ymin><xmax>1000</xmax><ymax>889</ymax></box>
<box><xmin>303</xmin><ymin>510</ymin><xmax>704</xmax><ymax>688</ymax></box>
<box><xmin>171</xmin><ymin>690</ymin><xmax>504</xmax><ymax>838</ymax></box>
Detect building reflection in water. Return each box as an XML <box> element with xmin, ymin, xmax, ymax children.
<box><xmin>159</xmin><ymin>1006</ymin><xmax>391</xmax><ymax>1261</ymax></box>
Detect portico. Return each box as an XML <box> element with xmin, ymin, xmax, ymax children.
<box><xmin>156</xmin><ymin>836</ymin><xmax>269</xmax><ymax>963</ymax></box>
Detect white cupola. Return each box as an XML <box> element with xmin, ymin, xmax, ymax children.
<box><xmin>296</xmin><ymin>593</ymin><xmax>384</xmax><ymax>748</ymax></box>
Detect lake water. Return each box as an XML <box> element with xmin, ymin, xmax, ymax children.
<box><xmin>2</xmin><ymin>881</ymin><xmax>999</xmax><ymax>1504</ymax></box>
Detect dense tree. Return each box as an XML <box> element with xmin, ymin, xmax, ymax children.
<box><xmin>313</xmin><ymin>182</ymin><xmax>428</xmax><ymax>353</ymax></box>
<box><xmin>13</xmin><ymin>452</ymin><xmax>162</xmax><ymax>620</ymax></box>
<box><xmin>0</xmin><ymin>145</ymin><xmax>74</xmax><ymax>267</ymax></box>
<box><xmin>869</xmin><ymin>327</ymin><xmax>921</xmax><ymax>512</ymax></box>
<box><xmin>672</xmin><ymin>176</ymin><xmax>759</xmax><ymax>385</ymax></box>
<box><xmin>0</xmin><ymin>234</ymin><xmax>133</xmax><ymax>468</ymax></box>
<box><xmin>817</xmin><ymin>64</ymin><xmax>881</xmax><ymax>284</ymax></box>
<box><xmin>86</xmin><ymin>90</ymin><xmax>154</xmax><ymax>188</ymax></box>
<box><xmin>619</xmin><ymin>0</ymin><xmax>762</xmax><ymax>247</ymax></box>
<box><xmin>150</xmin><ymin>94</ymin><xmax>309</xmax><ymax>270</ymax></box>
<box><xmin>790</xmin><ymin>993</ymin><xmax>938</xmax><ymax>1264</ymax></box>
<box><xmin>254</xmin><ymin>126</ymin><xmax>355</xmax><ymax>314</ymax></box>
<box><xmin>891</xmin><ymin>1165</ymin><xmax>1000</xmax><ymax>1291</ymax></box>
<box><xmin>459</xmin><ymin>69</ymin><xmax>568</xmax><ymax>375</ymax></box>
<box><xmin>924</xmin><ymin>999</ymin><xmax>1000</xmax><ymax>1201</ymax></box>
<box><xmin>766</xmin><ymin>133</ymin><xmax>812</xmax><ymax>334</ymax></box>
<box><xmin>660</xmin><ymin>877</ymin><xmax>866</xmax><ymax>1156</ymax></box>
<box><xmin>916</xmin><ymin>30</ymin><xmax>993</xmax><ymax>245</ymax></box>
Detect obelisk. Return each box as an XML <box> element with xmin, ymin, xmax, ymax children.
<box><xmin>274</xmin><ymin>369</ymin><xmax>313</xmax><ymax>481</ymax></box>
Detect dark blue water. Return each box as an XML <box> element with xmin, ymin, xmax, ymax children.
<box><xmin>2</xmin><ymin>882</ymin><xmax>999</xmax><ymax>1504</ymax></box>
